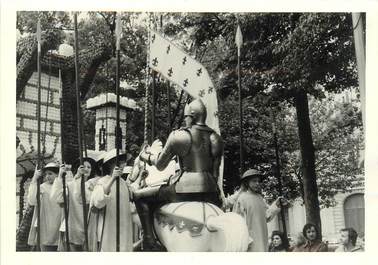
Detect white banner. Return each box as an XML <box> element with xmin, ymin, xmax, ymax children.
<box><xmin>149</xmin><ymin>30</ymin><xmax>220</xmax><ymax>134</ymax></box>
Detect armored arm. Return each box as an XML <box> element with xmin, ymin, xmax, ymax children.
<box><xmin>140</xmin><ymin>130</ymin><xmax>190</xmax><ymax>171</ymax></box>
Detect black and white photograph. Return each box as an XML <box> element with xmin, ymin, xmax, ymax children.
<box><xmin>1</xmin><ymin>0</ymin><xmax>378</xmax><ymax>263</ymax></box>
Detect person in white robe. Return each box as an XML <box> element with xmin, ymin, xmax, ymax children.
<box><xmin>51</xmin><ymin>157</ymin><xmax>100</xmax><ymax>251</ymax></box>
<box><xmin>28</xmin><ymin>162</ymin><xmax>62</xmax><ymax>251</ymax></box>
<box><xmin>89</xmin><ymin>149</ymin><xmax>133</xmax><ymax>252</ymax></box>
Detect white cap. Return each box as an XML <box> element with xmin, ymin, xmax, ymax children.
<box><xmin>123</xmin><ymin>166</ymin><xmax>133</xmax><ymax>174</ymax></box>
<box><xmin>43</xmin><ymin>161</ymin><xmax>60</xmax><ymax>171</ymax></box>
<box><xmin>102</xmin><ymin>149</ymin><xmax>126</xmax><ymax>164</ymax></box>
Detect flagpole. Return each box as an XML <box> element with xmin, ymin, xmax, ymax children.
<box><xmin>73</xmin><ymin>12</ymin><xmax>88</xmax><ymax>251</ymax></box>
<box><xmin>115</xmin><ymin>13</ymin><xmax>121</xmax><ymax>252</ymax></box>
<box><xmin>160</xmin><ymin>14</ymin><xmax>172</xmax><ymax>133</ymax></box>
<box><xmin>36</xmin><ymin>18</ymin><xmax>42</xmax><ymax>252</ymax></box>
<box><xmin>59</xmin><ymin>70</ymin><xmax>70</xmax><ymax>251</ymax></box>
<box><xmin>151</xmin><ymin>71</ymin><xmax>156</xmax><ymax>142</ymax></box>
<box><xmin>167</xmin><ymin>82</ymin><xmax>172</xmax><ymax>132</ymax></box>
<box><xmin>144</xmin><ymin>16</ymin><xmax>151</xmax><ymax>144</ymax></box>
<box><xmin>151</xmin><ymin>13</ymin><xmax>157</xmax><ymax>143</ymax></box>
<box><xmin>236</xmin><ymin>23</ymin><xmax>244</xmax><ymax>174</ymax></box>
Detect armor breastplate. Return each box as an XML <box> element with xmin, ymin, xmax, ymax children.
<box><xmin>175</xmin><ymin>126</ymin><xmax>217</xmax><ymax>193</ymax></box>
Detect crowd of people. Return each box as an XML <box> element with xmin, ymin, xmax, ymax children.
<box><xmin>24</xmin><ymin>99</ymin><xmax>363</xmax><ymax>252</ymax></box>
<box><xmin>25</xmin><ymin>150</ymin><xmax>363</xmax><ymax>252</ymax></box>
<box><xmin>27</xmin><ymin>148</ymin><xmax>134</xmax><ymax>251</ymax></box>
<box><xmin>222</xmin><ymin>168</ymin><xmax>364</xmax><ymax>252</ymax></box>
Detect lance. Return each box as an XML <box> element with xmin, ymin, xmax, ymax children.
<box><xmin>73</xmin><ymin>13</ymin><xmax>89</xmax><ymax>251</ymax></box>
<box><xmin>36</xmin><ymin>18</ymin><xmax>42</xmax><ymax>251</ymax></box>
<box><xmin>235</xmin><ymin>22</ymin><xmax>244</xmax><ymax>174</ymax></box>
<box><xmin>115</xmin><ymin>13</ymin><xmax>121</xmax><ymax>252</ymax></box>
<box><xmin>271</xmin><ymin>111</ymin><xmax>288</xmax><ymax>238</ymax></box>
<box><xmin>59</xmin><ymin>70</ymin><xmax>70</xmax><ymax>251</ymax></box>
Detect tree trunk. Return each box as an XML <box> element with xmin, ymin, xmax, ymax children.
<box><xmin>294</xmin><ymin>89</ymin><xmax>322</xmax><ymax>236</ymax></box>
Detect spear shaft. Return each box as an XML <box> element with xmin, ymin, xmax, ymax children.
<box><xmin>73</xmin><ymin>13</ymin><xmax>88</xmax><ymax>251</ymax></box>
<box><xmin>235</xmin><ymin>23</ymin><xmax>244</xmax><ymax>174</ymax></box>
<box><xmin>59</xmin><ymin>70</ymin><xmax>70</xmax><ymax>251</ymax></box>
<box><xmin>36</xmin><ymin>18</ymin><xmax>42</xmax><ymax>252</ymax></box>
<box><xmin>115</xmin><ymin>13</ymin><xmax>121</xmax><ymax>252</ymax></box>
<box><xmin>272</xmin><ymin>117</ymin><xmax>287</xmax><ymax>238</ymax></box>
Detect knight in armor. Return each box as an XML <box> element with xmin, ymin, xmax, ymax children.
<box><xmin>134</xmin><ymin>98</ymin><xmax>224</xmax><ymax>250</ymax></box>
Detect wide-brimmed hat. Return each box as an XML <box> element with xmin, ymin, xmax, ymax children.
<box><xmin>72</xmin><ymin>156</ymin><xmax>97</xmax><ymax>171</ymax></box>
<box><xmin>103</xmin><ymin>149</ymin><xmax>127</xmax><ymax>165</ymax></box>
<box><xmin>43</xmin><ymin>162</ymin><xmax>60</xmax><ymax>173</ymax></box>
<box><xmin>240</xmin><ymin>169</ymin><xmax>263</xmax><ymax>182</ymax></box>
<box><xmin>122</xmin><ymin>166</ymin><xmax>133</xmax><ymax>175</ymax></box>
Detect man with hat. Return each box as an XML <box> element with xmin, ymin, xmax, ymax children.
<box><xmin>135</xmin><ymin>98</ymin><xmax>225</xmax><ymax>250</ymax></box>
<box><xmin>27</xmin><ymin>161</ymin><xmax>62</xmax><ymax>251</ymax></box>
<box><xmin>230</xmin><ymin>168</ymin><xmax>287</xmax><ymax>252</ymax></box>
<box><xmin>89</xmin><ymin>149</ymin><xmax>133</xmax><ymax>251</ymax></box>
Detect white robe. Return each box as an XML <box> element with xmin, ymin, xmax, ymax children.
<box><xmin>27</xmin><ymin>181</ymin><xmax>62</xmax><ymax>246</ymax></box>
<box><xmin>90</xmin><ymin>175</ymin><xmax>133</xmax><ymax>252</ymax></box>
<box><xmin>51</xmin><ymin>176</ymin><xmax>99</xmax><ymax>245</ymax></box>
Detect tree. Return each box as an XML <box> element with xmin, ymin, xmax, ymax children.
<box><xmin>17</xmin><ymin>11</ymin><xmax>72</xmax><ymax>34</ymax></box>
<box><xmin>164</xmin><ymin>13</ymin><xmax>362</xmax><ymax>234</ymax></box>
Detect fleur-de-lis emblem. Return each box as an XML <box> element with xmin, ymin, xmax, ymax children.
<box><xmin>178</xmin><ymin>220</ymin><xmax>185</xmax><ymax>229</ymax></box>
<box><xmin>152</xmin><ymin>57</ymin><xmax>158</xmax><ymax>66</ymax></box>
<box><xmin>198</xmin><ymin>89</ymin><xmax>205</xmax><ymax>97</ymax></box>
<box><xmin>151</xmin><ymin>34</ymin><xmax>156</xmax><ymax>43</ymax></box>
<box><xmin>183</xmin><ymin>78</ymin><xmax>189</xmax><ymax>87</ymax></box>
<box><xmin>167</xmin><ymin>67</ymin><xmax>173</xmax><ymax>77</ymax></box>
<box><xmin>182</xmin><ymin>56</ymin><xmax>187</xmax><ymax>65</ymax></box>
<box><xmin>208</xmin><ymin>86</ymin><xmax>214</xmax><ymax>94</ymax></box>
<box><xmin>197</xmin><ymin>68</ymin><xmax>202</xmax><ymax>76</ymax></box>
<box><xmin>166</xmin><ymin>45</ymin><xmax>171</xmax><ymax>54</ymax></box>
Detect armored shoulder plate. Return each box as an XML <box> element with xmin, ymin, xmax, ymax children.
<box><xmin>166</xmin><ymin>129</ymin><xmax>192</xmax><ymax>157</ymax></box>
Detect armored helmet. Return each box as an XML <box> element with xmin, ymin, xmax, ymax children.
<box><xmin>187</xmin><ymin>99</ymin><xmax>207</xmax><ymax>125</ymax></box>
